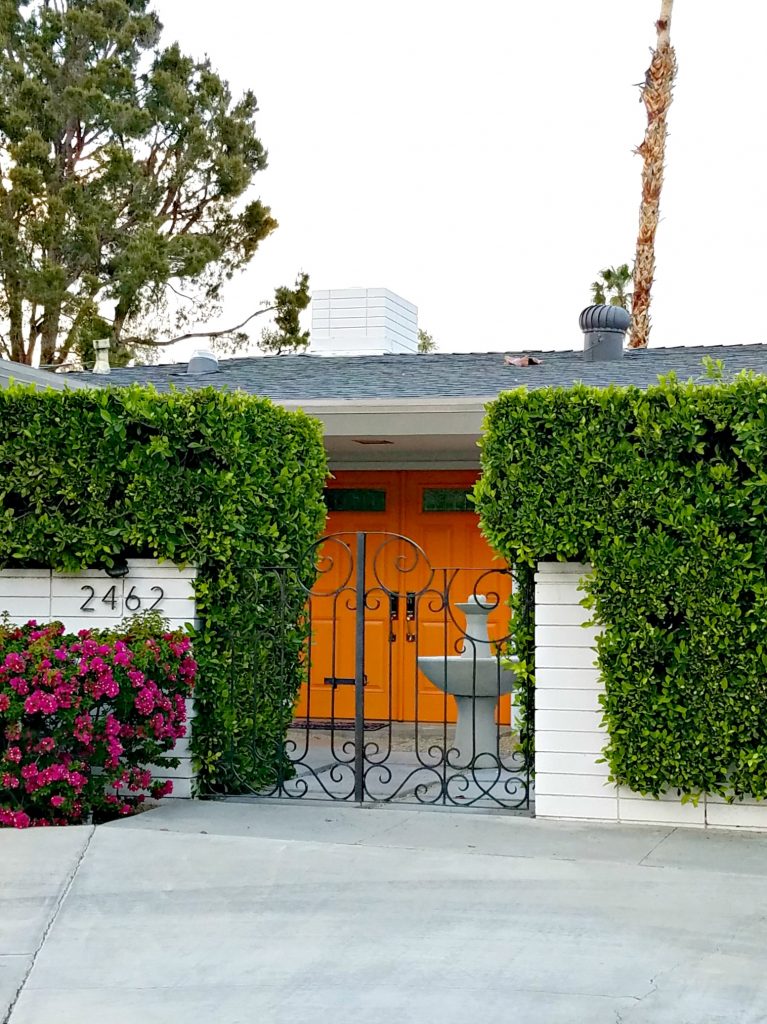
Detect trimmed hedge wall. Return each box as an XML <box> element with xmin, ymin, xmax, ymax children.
<box><xmin>0</xmin><ymin>384</ymin><xmax>327</xmax><ymax>791</ymax></box>
<box><xmin>476</xmin><ymin>369</ymin><xmax>767</xmax><ymax>800</ymax></box>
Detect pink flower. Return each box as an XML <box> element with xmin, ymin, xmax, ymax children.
<box><xmin>105</xmin><ymin>715</ymin><xmax>122</xmax><ymax>737</ymax></box>
<box><xmin>134</xmin><ymin>687</ymin><xmax>155</xmax><ymax>715</ymax></box>
<box><xmin>66</xmin><ymin>771</ymin><xmax>86</xmax><ymax>791</ymax></box>
<box><xmin>73</xmin><ymin>716</ymin><xmax>93</xmax><ymax>744</ymax></box>
<box><xmin>0</xmin><ymin>808</ymin><xmax>30</xmax><ymax>828</ymax></box>
<box><xmin>127</xmin><ymin>669</ymin><xmax>145</xmax><ymax>688</ymax></box>
<box><xmin>105</xmin><ymin>736</ymin><xmax>124</xmax><ymax>768</ymax></box>
<box><xmin>131</xmin><ymin>768</ymin><xmax>152</xmax><ymax>790</ymax></box>
<box><xmin>24</xmin><ymin>691</ymin><xmax>59</xmax><ymax>715</ymax></box>
<box><xmin>179</xmin><ymin>658</ymin><xmax>197</xmax><ymax>680</ymax></box>
<box><xmin>3</xmin><ymin>653</ymin><xmax>25</xmax><ymax>673</ymax></box>
<box><xmin>1</xmin><ymin>623</ymin><xmax>193</xmax><ymax>827</ymax></box>
<box><xmin>150</xmin><ymin>780</ymin><xmax>173</xmax><ymax>799</ymax></box>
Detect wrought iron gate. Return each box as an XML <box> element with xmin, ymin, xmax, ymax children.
<box><xmin>226</xmin><ymin>532</ymin><xmax>532</xmax><ymax>811</ymax></box>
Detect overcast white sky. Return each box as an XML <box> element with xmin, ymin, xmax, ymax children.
<box><xmin>156</xmin><ymin>0</ymin><xmax>766</xmax><ymax>355</ymax></box>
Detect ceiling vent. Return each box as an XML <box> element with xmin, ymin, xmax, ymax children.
<box><xmin>579</xmin><ymin>305</ymin><xmax>631</xmax><ymax>362</ymax></box>
<box><xmin>186</xmin><ymin>349</ymin><xmax>219</xmax><ymax>375</ymax></box>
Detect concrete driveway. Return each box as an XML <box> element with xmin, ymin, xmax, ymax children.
<box><xmin>2</xmin><ymin>801</ymin><xmax>767</xmax><ymax>1024</ymax></box>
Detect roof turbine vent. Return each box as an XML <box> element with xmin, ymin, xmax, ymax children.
<box><xmin>186</xmin><ymin>349</ymin><xmax>219</xmax><ymax>375</ymax></box>
<box><xmin>579</xmin><ymin>304</ymin><xmax>631</xmax><ymax>362</ymax></box>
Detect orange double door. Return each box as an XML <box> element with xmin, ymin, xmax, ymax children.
<box><xmin>296</xmin><ymin>470</ymin><xmax>512</xmax><ymax>723</ymax></box>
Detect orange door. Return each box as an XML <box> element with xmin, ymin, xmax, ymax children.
<box><xmin>295</xmin><ymin>472</ymin><xmax>402</xmax><ymax>722</ymax></box>
<box><xmin>296</xmin><ymin>470</ymin><xmax>511</xmax><ymax>724</ymax></box>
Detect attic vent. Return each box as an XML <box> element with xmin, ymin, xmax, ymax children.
<box><xmin>186</xmin><ymin>349</ymin><xmax>219</xmax><ymax>375</ymax></box>
<box><xmin>579</xmin><ymin>305</ymin><xmax>630</xmax><ymax>362</ymax></box>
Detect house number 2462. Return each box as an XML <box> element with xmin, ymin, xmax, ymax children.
<box><xmin>79</xmin><ymin>585</ymin><xmax>165</xmax><ymax>614</ymax></box>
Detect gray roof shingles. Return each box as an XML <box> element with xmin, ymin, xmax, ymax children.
<box><xmin>69</xmin><ymin>344</ymin><xmax>767</xmax><ymax>401</ymax></box>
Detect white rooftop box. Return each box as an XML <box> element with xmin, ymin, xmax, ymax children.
<box><xmin>310</xmin><ymin>288</ymin><xmax>418</xmax><ymax>356</ymax></box>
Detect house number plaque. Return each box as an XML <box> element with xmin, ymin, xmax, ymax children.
<box><xmin>79</xmin><ymin>583</ymin><xmax>165</xmax><ymax>614</ymax></box>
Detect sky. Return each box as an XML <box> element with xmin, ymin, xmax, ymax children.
<box><xmin>155</xmin><ymin>0</ymin><xmax>767</xmax><ymax>356</ymax></box>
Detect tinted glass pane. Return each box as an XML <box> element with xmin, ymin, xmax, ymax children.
<box><xmin>324</xmin><ymin>488</ymin><xmax>386</xmax><ymax>512</ymax></box>
<box><xmin>422</xmin><ymin>488</ymin><xmax>475</xmax><ymax>512</ymax></box>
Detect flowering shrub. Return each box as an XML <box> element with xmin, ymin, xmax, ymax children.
<box><xmin>0</xmin><ymin>614</ymin><xmax>196</xmax><ymax>828</ymax></box>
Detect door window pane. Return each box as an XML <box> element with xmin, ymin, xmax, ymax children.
<box><xmin>324</xmin><ymin>488</ymin><xmax>387</xmax><ymax>512</ymax></box>
<box><xmin>422</xmin><ymin>488</ymin><xmax>475</xmax><ymax>512</ymax></box>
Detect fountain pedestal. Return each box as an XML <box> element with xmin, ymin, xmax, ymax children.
<box><xmin>417</xmin><ymin>594</ymin><xmax>517</xmax><ymax>768</ymax></box>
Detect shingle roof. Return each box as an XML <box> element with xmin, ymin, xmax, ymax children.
<box><xmin>1</xmin><ymin>357</ymin><xmax>91</xmax><ymax>390</ymax></box>
<box><xmin>69</xmin><ymin>344</ymin><xmax>767</xmax><ymax>401</ymax></box>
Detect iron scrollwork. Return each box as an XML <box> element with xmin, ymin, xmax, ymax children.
<box><xmin>225</xmin><ymin>531</ymin><xmax>532</xmax><ymax>812</ymax></box>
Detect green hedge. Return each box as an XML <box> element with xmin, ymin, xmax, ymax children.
<box><xmin>476</xmin><ymin>367</ymin><xmax>767</xmax><ymax>800</ymax></box>
<box><xmin>0</xmin><ymin>384</ymin><xmax>327</xmax><ymax>791</ymax></box>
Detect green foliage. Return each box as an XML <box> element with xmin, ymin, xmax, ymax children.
<box><xmin>417</xmin><ymin>328</ymin><xmax>437</xmax><ymax>354</ymax></box>
<box><xmin>0</xmin><ymin>384</ymin><xmax>328</xmax><ymax>791</ymax></box>
<box><xmin>0</xmin><ymin>0</ymin><xmax>290</xmax><ymax>367</ymax></box>
<box><xmin>590</xmin><ymin>264</ymin><xmax>633</xmax><ymax>311</ymax></box>
<box><xmin>258</xmin><ymin>273</ymin><xmax>311</xmax><ymax>355</ymax></box>
<box><xmin>508</xmin><ymin>564</ymin><xmax>535</xmax><ymax>760</ymax></box>
<box><xmin>476</xmin><ymin>369</ymin><xmax>767</xmax><ymax>800</ymax></box>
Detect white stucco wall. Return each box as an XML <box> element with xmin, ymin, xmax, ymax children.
<box><xmin>534</xmin><ymin>561</ymin><xmax>767</xmax><ymax>829</ymax></box>
<box><xmin>0</xmin><ymin>559</ymin><xmax>197</xmax><ymax>798</ymax></box>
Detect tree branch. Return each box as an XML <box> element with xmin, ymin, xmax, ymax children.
<box><xmin>129</xmin><ymin>303</ymin><xmax>275</xmax><ymax>347</ymax></box>
<box><xmin>167</xmin><ymin>282</ymin><xmax>197</xmax><ymax>303</ymax></box>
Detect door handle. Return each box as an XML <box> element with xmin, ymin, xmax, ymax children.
<box><xmin>405</xmin><ymin>592</ymin><xmax>416</xmax><ymax>642</ymax></box>
<box><xmin>389</xmin><ymin>592</ymin><xmax>399</xmax><ymax>642</ymax></box>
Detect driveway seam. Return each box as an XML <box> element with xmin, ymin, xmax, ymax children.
<box><xmin>637</xmin><ymin>826</ymin><xmax>676</xmax><ymax>866</ymax></box>
<box><xmin>2</xmin><ymin>825</ymin><xmax>95</xmax><ymax>1024</ymax></box>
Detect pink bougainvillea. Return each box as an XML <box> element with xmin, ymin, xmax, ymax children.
<box><xmin>0</xmin><ymin>618</ymin><xmax>196</xmax><ymax>828</ymax></box>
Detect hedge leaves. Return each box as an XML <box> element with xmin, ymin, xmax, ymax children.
<box><xmin>477</xmin><ymin>370</ymin><xmax>767</xmax><ymax>800</ymax></box>
<box><xmin>0</xmin><ymin>384</ymin><xmax>327</xmax><ymax>791</ymax></box>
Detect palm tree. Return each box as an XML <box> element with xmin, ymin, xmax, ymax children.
<box><xmin>629</xmin><ymin>0</ymin><xmax>677</xmax><ymax>349</ymax></box>
<box><xmin>591</xmin><ymin>264</ymin><xmax>633</xmax><ymax>310</ymax></box>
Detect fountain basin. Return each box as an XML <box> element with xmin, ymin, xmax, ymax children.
<box><xmin>416</xmin><ymin>656</ymin><xmax>515</xmax><ymax>698</ymax></box>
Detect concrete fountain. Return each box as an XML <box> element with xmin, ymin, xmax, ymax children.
<box><xmin>417</xmin><ymin>594</ymin><xmax>517</xmax><ymax>767</ymax></box>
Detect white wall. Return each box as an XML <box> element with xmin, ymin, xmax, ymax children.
<box><xmin>534</xmin><ymin>562</ymin><xmax>767</xmax><ymax>830</ymax></box>
<box><xmin>0</xmin><ymin>560</ymin><xmax>197</xmax><ymax>798</ymax></box>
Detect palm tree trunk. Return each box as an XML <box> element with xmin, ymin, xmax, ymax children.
<box><xmin>628</xmin><ymin>0</ymin><xmax>677</xmax><ymax>349</ymax></box>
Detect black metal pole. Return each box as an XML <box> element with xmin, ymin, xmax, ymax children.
<box><xmin>354</xmin><ymin>532</ymin><xmax>366</xmax><ymax>803</ymax></box>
